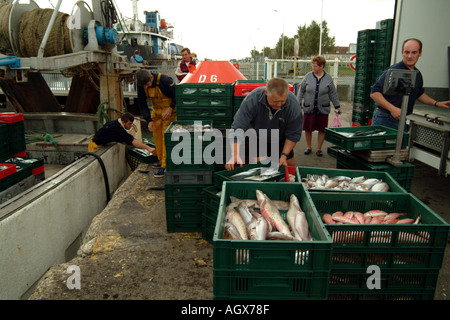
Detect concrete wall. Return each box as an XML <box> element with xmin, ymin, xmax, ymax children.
<box><xmin>0</xmin><ymin>144</ymin><xmax>129</xmax><ymax>299</ymax></box>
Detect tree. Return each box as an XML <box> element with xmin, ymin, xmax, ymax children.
<box><xmin>296</xmin><ymin>20</ymin><xmax>335</xmax><ymax>57</ymax></box>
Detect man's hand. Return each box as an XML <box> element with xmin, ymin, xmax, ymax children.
<box><xmin>389</xmin><ymin>107</ymin><xmax>402</xmax><ymax>120</ymax></box>
<box><xmin>436</xmin><ymin>101</ymin><xmax>450</xmax><ymax>109</ymax></box>
<box><xmin>225</xmin><ymin>155</ymin><xmax>244</xmax><ymax>171</ymax></box>
<box><xmin>147</xmin><ymin>146</ymin><xmax>157</xmax><ymax>156</ymax></box>
<box><xmin>148</xmin><ymin>121</ymin><xmax>154</xmax><ymax>132</ymax></box>
<box><xmin>161</xmin><ymin>107</ymin><xmax>173</xmax><ymax>120</ymax></box>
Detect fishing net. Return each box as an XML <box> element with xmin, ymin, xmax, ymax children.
<box><xmin>18</xmin><ymin>8</ymin><xmax>73</xmax><ymax>57</ymax></box>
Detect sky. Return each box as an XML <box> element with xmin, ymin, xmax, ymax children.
<box><xmin>34</xmin><ymin>0</ymin><xmax>396</xmax><ymax>61</ymax></box>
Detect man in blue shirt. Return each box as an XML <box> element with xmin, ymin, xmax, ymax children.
<box><xmin>370</xmin><ymin>38</ymin><xmax>450</xmax><ymax>130</ymax></box>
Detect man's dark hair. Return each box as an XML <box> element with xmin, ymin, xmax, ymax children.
<box><xmin>136</xmin><ymin>69</ymin><xmax>152</xmax><ymax>87</ymax></box>
<box><xmin>121</xmin><ymin>112</ymin><xmax>135</xmax><ymax>123</ymax></box>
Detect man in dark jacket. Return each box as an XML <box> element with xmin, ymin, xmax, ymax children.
<box><xmin>88</xmin><ymin>112</ymin><xmax>155</xmax><ymax>155</ymax></box>
<box><xmin>225</xmin><ymin>78</ymin><xmax>303</xmax><ymax>170</ymax></box>
<box><xmin>371</xmin><ymin>38</ymin><xmax>450</xmax><ymax>130</ymax></box>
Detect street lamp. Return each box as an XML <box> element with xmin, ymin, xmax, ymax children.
<box><xmin>274</xmin><ymin>10</ymin><xmax>285</xmax><ymax>59</ymax></box>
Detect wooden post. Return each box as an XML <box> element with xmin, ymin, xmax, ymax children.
<box><xmin>98</xmin><ymin>54</ymin><xmax>124</xmax><ymax>122</ymax></box>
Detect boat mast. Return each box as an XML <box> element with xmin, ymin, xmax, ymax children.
<box><xmin>132</xmin><ymin>0</ymin><xmax>138</xmax><ymax>24</ymax></box>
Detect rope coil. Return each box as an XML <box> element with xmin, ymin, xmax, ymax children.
<box><xmin>0</xmin><ymin>5</ymin><xmax>73</xmax><ymax>57</ymax></box>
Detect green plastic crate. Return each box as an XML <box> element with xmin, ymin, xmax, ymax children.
<box><xmin>0</xmin><ymin>162</ymin><xmax>33</xmax><ymax>192</ymax></box>
<box><xmin>309</xmin><ymin>192</ymin><xmax>450</xmax><ymax>250</ymax></box>
<box><xmin>177</xmin><ymin>115</ymin><xmax>233</xmax><ymax>129</ymax></box>
<box><xmin>325</xmin><ymin>125</ymin><xmax>410</xmax><ymax>151</ymax></box>
<box><xmin>202</xmin><ymin>185</ymin><xmax>222</xmax><ymax>243</ymax></box>
<box><xmin>175</xmin><ymin>83</ymin><xmax>234</xmax><ymax>97</ymax></box>
<box><xmin>165</xmin><ymin>183</ymin><xmax>211</xmax><ymax>233</ymax></box>
<box><xmin>176</xmin><ymin>96</ymin><xmax>233</xmax><ymax>108</ymax></box>
<box><xmin>213</xmin><ymin>162</ymin><xmax>286</xmax><ymax>189</ymax></box>
<box><xmin>328</xmin><ymin>288</ymin><xmax>436</xmax><ymax>300</ymax></box>
<box><xmin>336</xmin><ymin>150</ymin><xmax>414</xmax><ymax>191</ymax></box>
<box><xmin>328</xmin><ymin>268</ymin><xmax>439</xmax><ymax>300</ymax></box>
<box><xmin>213</xmin><ymin>182</ymin><xmax>332</xmax><ymax>300</ymax></box>
<box><xmin>214</xmin><ymin>269</ymin><xmax>331</xmax><ymax>300</ymax></box>
<box><xmin>164</xmin><ymin>120</ymin><xmax>216</xmax><ymax>171</ymax></box>
<box><xmin>164</xmin><ymin>170</ymin><xmax>213</xmax><ymax>185</ymax></box>
<box><xmin>295</xmin><ymin>166</ymin><xmax>407</xmax><ymax>193</ymax></box>
<box><xmin>125</xmin><ymin>142</ymin><xmax>158</xmax><ymax>170</ymax></box>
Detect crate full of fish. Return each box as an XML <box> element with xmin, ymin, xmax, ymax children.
<box><xmin>336</xmin><ymin>150</ymin><xmax>415</xmax><ymax>191</ymax></box>
<box><xmin>213</xmin><ymin>181</ymin><xmax>332</xmax><ymax>300</ymax></box>
<box><xmin>0</xmin><ymin>162</ymin><xmax>33</xmax><ymax>192</ymax></box>
<box><xmin>324</xmin><ymin>125</ymin><xmax>410</xmax><ymax>151</ymax></box>
<box><xmin>310</xmin><ymin>192</ymin><xmax>449</xmax><ymax>267</ymax></box>
<box><xmin>3</xmin><ymin>157</ymin><xmax>45</xmax><ymax>177</ymax></box>
<box><xmin>164</xmin><ymin>120</ymin><xmax>215</xmax><ymax>171</ymax></box>
<box><xmin>213</xmin><ymin>163</ymin><xmax>286</xmax><ymax>189</ymax></box>
<box><xmin>175</xmin><ymin>83</ymin><xmax>234</xmax><ymax>97</ymax></box>
<box><xmin>296</xmin><ymin>166</ymin><xmax>407</xmax><ymax>193</ymax></box>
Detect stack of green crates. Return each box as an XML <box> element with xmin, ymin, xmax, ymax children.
<box><xmin>309</xmin><ymin>191</ymin><xmax>449</xmax><ymax>300</ymax></box>
<box><xmin>325</xmin><ymin>125</ymin><xmax>414</xmax><ymax>191</ymax></box>
<box><xmin>175</xmin><ymin>83</ymin><xmax>235</xmax><ymax>128</ymax></box>
<box><xmin>352</xmin><ymin>19</ymin><xmax>394</xmax><ymax>126</ymax></box>
<box><xmin>164</xmin><ymin>120</ymin><xmax>215</xmax><ymax>233</ymax></box>
<box><xmin>213</xmin><ymin>181</ymin><xmax>333</xmax><ymax>300</ymax></box>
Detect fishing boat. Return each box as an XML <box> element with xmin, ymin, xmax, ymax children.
<box><xmin>114</xmin><ymin>0</ymin><xmax>183</xmax><ymax>70</ymax></box>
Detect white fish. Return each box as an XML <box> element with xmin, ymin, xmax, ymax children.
<box><xmin>286</xmin><ymin>194</ymin><xmax>312</xmax><ymax>241</ymax></box>
<box><xmin>371</xmin><ymin>182</ymin><xmax>390</xmax><ymax>192</ymax></box>
<box><xmin>226</xmin><ymin>209</ymin><xmax>248</xmax><ymax>240</ymax></box>
<box><xmin>224</xmin><ymin>222</ymin><xmax>243</xmax><ymax>240</ymax></box>
<box><xmin>236</xmin><ymin>201</ymin><xmax>254</xmax><ymax>225</ymax></box>
<box><xmin>266</xmin><ymin>232</ymin><xmax>296</xmax><ymax>241</ymax></box>
<box><xmin>256</xmin><ymin>190</ymin><xmax>292</xmax><ymax>236</ymax></box>
<box><xmin>247</xmin><ymin>212</ymin><xmax>271</xmax><ymax>240</ymax></box>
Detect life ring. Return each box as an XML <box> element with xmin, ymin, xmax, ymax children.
<box><xmin>350</xmin><ymin>55</ymin><xmax>356</xmax><ymax>71</ymax></box>
<box><xmin>233</xmin><ymin>63</ymin><xmax>240</xmax><ymax>70</ymax></box>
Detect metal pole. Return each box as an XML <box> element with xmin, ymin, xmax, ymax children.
<box><xmin>37</xmin><ymin>0</ymin><xmax>63</xmax><ymax>58</ymax></box>
<box><xmin>387</xmin><ymin>95</ymin><xmax>409</xmax><ymax>166</ymax></box>
<box><xmin>319</xmin><ymin>0</ymin><xmax>323</xmax><ymax>56</ymax></box>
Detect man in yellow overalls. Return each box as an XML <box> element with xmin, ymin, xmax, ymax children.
<box><xmin>136</xmin><ymin>69</ymin><xmax>177</xmax><ymax>177</ymax></box>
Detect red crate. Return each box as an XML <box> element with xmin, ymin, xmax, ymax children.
<box><xmin>32</xmin><ymin>165</ymin><xmax>45</xmax><ymax>175</ymax></box>
<box><xmin>12</xmin><ymin>150</ymin><xmax>26</xmax><ymax>157</ymax></box>
<box><xmin>0</xmin><ymin>163</ymin><xmax>17</xmax><ymax>179</ymax></box>
<box><xmin>0</xmin><ymin>113</ymin><xmax>24</xmax><ymax>123</ymax></box>
<box><xmin>234</xmin><ymin>83</ymin><xmax>267</xmax><ymax>96</ymax></box>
